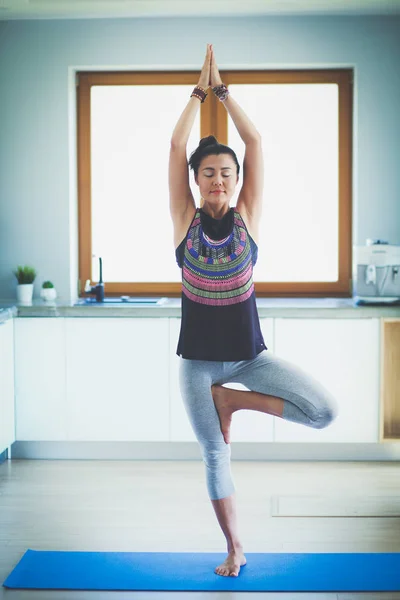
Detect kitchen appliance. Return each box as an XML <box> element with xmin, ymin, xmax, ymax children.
<box><xmin>353</xmin><ymin>239</ymin><xmax>400</xmax><ymax>305</ymax></box>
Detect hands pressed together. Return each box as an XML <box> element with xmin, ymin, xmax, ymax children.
<box><xmin>192</xmin><ymin>43</ymin><xmax>229</xmax><ymax>104</ymax></box>
<box><xmin>198</xmin><ymin>43</ymin><xmax>223</xmax><ymax>90</ymax></box>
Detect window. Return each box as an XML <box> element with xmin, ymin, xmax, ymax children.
<box><xmin>77</xmin><ymin>69</ymin><xmax>352</xmax><ymax>297</ymax></box>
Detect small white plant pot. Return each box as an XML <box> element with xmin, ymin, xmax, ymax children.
<box><xmin>16</xmin><ymin>283</ymin><xmax>34</xmax><ymax>304</ymax></box>
<box><xmin>40</xmin><ymin>287</ymin><xmax>57</xmax><ymax>301</ymax></box>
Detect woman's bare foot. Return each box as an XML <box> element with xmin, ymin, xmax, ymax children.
<box><xmin>211</xmin><ymin>384</ymin><xmax>235</xmax><ymax>444</ymax></box>
<box><xmin>215</xmin><ymin>547</ymin><xmax>247</xmax><ymax>577</ymax></box>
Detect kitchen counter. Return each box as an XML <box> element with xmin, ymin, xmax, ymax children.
<box><xmin>1</xmin><ymin>297</ymin><xmax>400</xmax><ymax>321</ymax></box>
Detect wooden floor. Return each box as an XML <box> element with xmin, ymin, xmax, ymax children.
<box><xmin>1</xmin><ymin>459</ymin><xmax>400</xmax><ymax>599</ymax></box>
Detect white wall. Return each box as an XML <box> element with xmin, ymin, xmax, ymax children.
<box><xmin>0</xmin><ymin>15</ymin><xmax>399</xmax><ymax>301</ymax></box>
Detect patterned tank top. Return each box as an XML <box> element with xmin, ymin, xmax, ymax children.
<box><xmin>175</xmin><ymin>206</ymin><xmax>267</xmax><ymax>361</ymax></box>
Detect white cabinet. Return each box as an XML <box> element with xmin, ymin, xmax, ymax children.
<box><xmin>15</xmin><ymin>317</ymin><xmax>170</xmax><ymax>442</ymax></box>
<box><xmin>12</xmin><ymin>315</ymin><xmax>382</xmax><ymax>447</ymax></box>
<box><xmin>273</xmin><ymin>318</ymin><xmax>380</xmax><ymax>443</ymax></box>
<box><xmin>65</xmin><ymin>318</ymin><xmax>170</xmax><ymax>441</ymax></box>
<box><xmin>0</xmin><ymin>319</ymin><xmax>15</xmax><ymax>453</ymax></box>
<box><xmin>14</xmin><ymin>318</ymin><xmax>66</xmax><ymax>441</ymax></box>
<box><xmin>169</xmin><ymin>317</ymin><xmax>275</xmax><ymax>443</ymax></box>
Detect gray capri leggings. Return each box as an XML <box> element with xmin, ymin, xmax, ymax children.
<box><xmin>179</xmin><ymin>349</ymin><xmax>339</xmax><ymax>500</ymax></box>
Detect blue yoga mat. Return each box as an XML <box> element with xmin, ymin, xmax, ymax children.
<box><xmin>3</xmin><ymin>550</ymin><xmax>400</xmax><ymax>592</ymax></box>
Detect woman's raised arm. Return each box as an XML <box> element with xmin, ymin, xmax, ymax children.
<box><xmin>169</xmin><ymin>45</ymin><xmax>211</xmax><ymax>228</ymax></box>
<box><xmin>168</xmin><ymin>97</ymin><xmax>199</xmax><ymax>225</ymax></box>
<box><xmin>210</xmin><ymin>46</ymin><xmax>263</xmax><ymax>225</ymax></box>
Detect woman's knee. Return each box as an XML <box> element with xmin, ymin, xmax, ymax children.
<box><xmin>312</xmin><ymin>394</ymin><xmax>339</xmax><ymax>429</ymax></box>
<box><xmin>200</xmin><ymin>440</ymin><xmax>231</xmax><ymax>469</ymax></box>
<box><xmin>200</xmin><ymin>442</ymin><xmax>234</xmax><ymax>500</ymax></box>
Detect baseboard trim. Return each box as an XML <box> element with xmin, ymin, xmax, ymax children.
<box><xmin>9</xmin><ymin>441</ymin><xmax>400</xmax><ymax>461</ymax></box>
<box><xmin>0</xmin><ymin>448</ymin><xmax>8</xmax><ymax>464</ymax></box>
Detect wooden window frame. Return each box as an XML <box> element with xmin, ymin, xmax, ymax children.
<box><xmin>77</xmin><ymin>69</ymin><xmax>353</xmax><ymax>298</ymax></box>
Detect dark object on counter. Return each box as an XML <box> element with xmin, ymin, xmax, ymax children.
<box><xmin>85</xmin><ymin>257</ymin><xmax>104</xmax><ymax>302</ymax></box>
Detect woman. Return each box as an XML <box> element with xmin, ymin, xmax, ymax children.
<box><xmin>168</xmin><ymin>44</ymin><xmax>339</xmax><ymax>578</ymax></box>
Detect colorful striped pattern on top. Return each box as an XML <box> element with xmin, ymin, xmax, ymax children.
<box><xmin>182</xmin><ymin>208</ymin><xmax>254</xmax><ymax>307</ymax></box>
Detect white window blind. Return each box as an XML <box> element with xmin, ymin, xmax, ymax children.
<box><xmin>228</xmin><ymin>83</ymin><xmax>339</xmax><ymax>282</ymax></box>
<box><xmin>90</xmin><ymin>82</ymin><xmax>338</xmax><ymax>284</ymax></box>
<box><xmin>90</xmin><ymin>84</ymin><xmax>200</xmax><ymax>283</ymax></box>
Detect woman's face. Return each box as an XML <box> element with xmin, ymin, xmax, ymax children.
<box><xmin>195</xmin><ymin>154</ymin><xmax>239</xmax><ymax>206</ymax></box>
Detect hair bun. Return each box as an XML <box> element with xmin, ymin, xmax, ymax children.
<box><xmin>188</xmin><ymin>136</ymin><xmax>240</xmax><ymax>179</ymax></box>
<box><xmin>199</xmin><ymin>135</ymin><xmax>218</xmax><ymax>149</ymax></box>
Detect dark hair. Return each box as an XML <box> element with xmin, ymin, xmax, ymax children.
<box><xmin>188</xmin><ymin>135</ymin><xmax>240</xmax><ymax>178</ymax></box>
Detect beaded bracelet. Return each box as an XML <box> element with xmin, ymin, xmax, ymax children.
<box><xmin>190</xmin><ymin>85</ymin><xmax>208</xmax><ymax>103</ymax></box>
<box><xmin>212</xmin><ymin>83</ymin><xmax>230</xmax><ymax>102</ymax></box>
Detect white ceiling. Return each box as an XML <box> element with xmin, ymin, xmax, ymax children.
<box><xmin>1</xmin><ymin>0</ymin><xmax>400</xmax><ymax>20</ymax></box>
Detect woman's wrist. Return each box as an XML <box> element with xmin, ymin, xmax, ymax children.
<box><xmin>191</xmin><ymin>84</ymin><xmax>208</xmax><ymax>103</ymax></box>
<box><xmin>212</xmin><ymin>83</ymin><xmax>230</xmax><ymax>102</ymax></box>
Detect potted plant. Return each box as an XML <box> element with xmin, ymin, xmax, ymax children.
<box><xmin>13</xmin><ymin>265</ymin><xmax>37</xmax><ymax>304</ymax></box>
<box><xmin>40</xmin><ymin>280</ymin><xmax>57</xmax><ymax>302</ymax></box>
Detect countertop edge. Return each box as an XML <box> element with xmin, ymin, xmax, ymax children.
<box><xmin>1</xmin><ymin>300</ymin><xmax>400</xmax><ymax>321</ymax></box>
